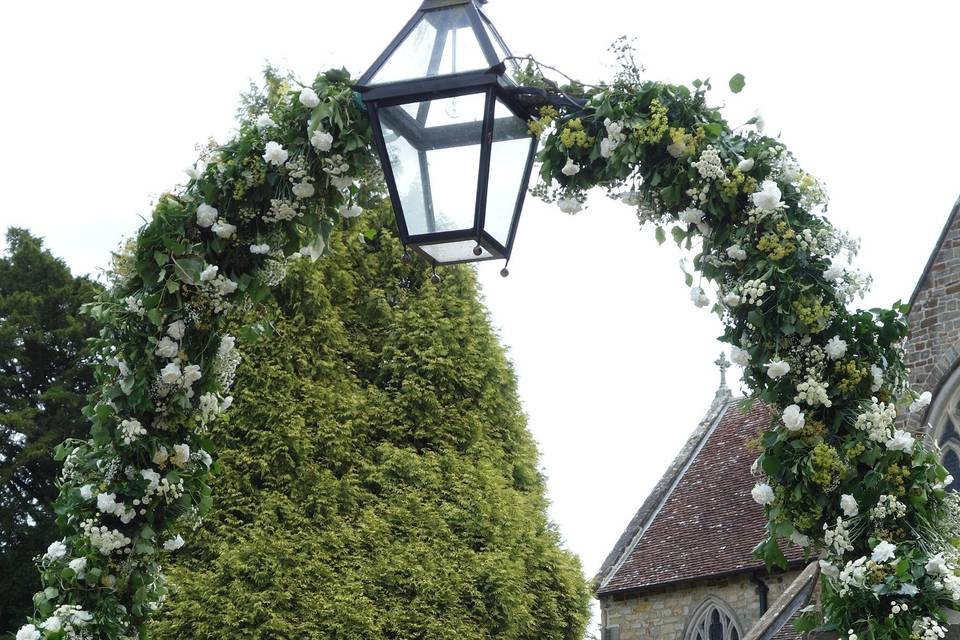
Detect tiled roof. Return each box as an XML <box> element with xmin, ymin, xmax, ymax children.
<box><xmin>597</xmin><ymin>398</ymin><xmax>805</xmax><ymax>596</ymax></box>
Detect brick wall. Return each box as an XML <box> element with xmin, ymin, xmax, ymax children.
<box><xmin>600</xmin><ymin>570</ymin><xmax>801</xmax><ymax>640</ymax></box>
<box><xmin>904</xmin><ymin>199</ymin><xmax>960</xmax><ymax>429</ymax></box>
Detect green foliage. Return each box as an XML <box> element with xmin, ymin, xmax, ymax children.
<box><xmin>728</xmin><ymin>73</ymin><xmax>746</xmax><ymax>94</ymax></box>
<box><xmin>150</xmin><ymin>209</ymin><xmax>590</xmax><ymax>640</ymax></box>
<box><xmin>0</xmin><ymin>229</ymin><xmax>102</xmax><ymax>634</ymax></box>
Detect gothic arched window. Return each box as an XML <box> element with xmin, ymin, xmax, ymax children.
<box><xmin>685</xmin><ymin>598</ymin><xmax>742</xmax><ymax>640</ymax></box>
<box><xmin>930</xmin><ymin>373</ymin><xmax>960</xmax><ymax>492</ymax></box>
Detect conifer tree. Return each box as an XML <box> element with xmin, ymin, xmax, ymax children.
<box><xmin>150</xmin><ymin>208</ymin><xmax>591</xmax><ymax>639</ymax></box>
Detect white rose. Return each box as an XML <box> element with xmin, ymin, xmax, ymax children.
<box><xmin>886</xmin><ymin>429</ymin><xmax>915</xmax><ymax>453</ymax></box>
<box><xmin>292</xmin><ymin>182</ymin><xmax>316</xmax><ymax>199</ymax></box>
<box><xmin>40</xmin><ymin>617</ymin><xmax>62</xmax><ymax>632</ymax></box>
<box><xmin>212</xmin><ymin>220</ymin><xmax>237</xmax><ymax>239</ymax></box>
<box><xmin>752</xmin><ymin>180</ymin><xmax>783</xmax><ymax>212</ymax></box>
<box><xmin>155</xmin><ymin>337</ymin><xmax>179</xmax><ymax>359</ymax></box>
<box><xmin>250</xmin><ymin>244</ymin><xmax>271</xmax><ymax>254</ymax></box>
<box><xmin>870</xmin><ymin>364</ymin><xmax>884</xmax><ymax>392</ymax></box>
<box><xmin>172</xmin><ymin>444</ymin><xmax>191</xmax><ymax>468</ymax></box>
<box><xmin>910</xmin><ymin>391</ymin><xmax>932</xmax><ymax>414</ymax></box>
<box><xmin>557</xmin><ymin>197</ymin><xmax>582</xmax><ymax>214</ymax></box>
<box><xmin>79</xmin><ymin>484</ymin><xmax>94</xmax><ymax>501</ymax></box>
<box><xmin>825</xmin><ymin>336</ymin><xmax>848</xmax><ymax>360</ymax></box>
<box><xmin>723</xmin><ymin>293</ymin><xmax>741</xmax><ymax>308</ymax></box>
<box><xmin>196</xmin><ymin>204</ymin><xmax>218</xmax><ymax>228</ymax></box>
<box><xmin>68</xmin><ymin>557</ymin><xmax>87</xmax><ymax>577</ymax></box>
<box><xmin>182</xmin><ymin>364</ymin><xmax>202</xmax><ymax>386</ymax></box>
<box><xmin>218</xmin><ymin>335</ymin><xmax>236</xmax><ymax>358</ymax></box>
<box><xmin>840</xmin><ymin>494</ymin><xmax>859</xmax><ymax>517</ymax></box>
<box><xmin>766</xmin><ymin>360</ymin><xmax>791</xmax><ymax>379</ymax></box>
<box><xmin>163</xmin><ymin>534</ymin><xmax>186</xmax><ymax>551</ymax></box>
<box><xmin>44</xmin><ymin>540</ymin><xmax>67</xmax><ymax>562</ymax></box>
<box><xmin>200</xmin><ymin>264</ymin><xmax>219</xmax><ymax>282</ymax></box>
<box><xmin>255</xmin><ymin>113</ymin><xmax>275</xmax><ymax>130</ymax></box>
<box><xmin>679</xmin><ymin>207</ymin><xmax>705</xmax><ymax>225</ymax></box>
<box><xmin>737</xmin><ymin>158</ymin><xmax>755</xmax><ymax>172</ymax></box>
<box><xmin>871</xmin><ymin>540</ymin><xmax>897</xmax><ymax>563</ymax></box>
<box><xmin>299</xmin><ymin>87</ymin><xmax>320</xmax><ymax>108</ymax></box>
<box><xmin>167</xmin><ymin>320</ymin><xmax>186</xmax><ymax>341</ymax></box>
<box><xmin>730</xmin><ymin>346</ymin><xmax>751</xmax><ymax>367</ymax></box>
<box><xmin>819</xmin><ymin>559</ymin><xmax>840</xmax><ymax>579</ymax></box>
<box><xmin>215</xmin><ymin>277</ymin><xmax>238</xmax><ymax>296</ymax></box>
<box><xmin>823</xmin><ymin>264</ymin><xmax>844</xmax><ymax>281</ymax></box>
<box><xmin>781</xmin><ymin>404</ymin><xmax>805</xmax><ymax>432</ymax></box>
<box><xmin>262</xmin><ymin>141</ymin><xmax>289</xmax><ymax>166</ymax></box>
<box><xmin>790</xmin><ymin>531</ymin><xmax>810</xmax><ymax>547</ymax></box>
<box><xmin>153</xmin><ymin>445</ymin><xmax>170</xmax><ymax>467</ymax></box>
<box><xmin>666</xmin><ymin>140</ymin><xmax>686</xmax><ymax>158</ymax></box>
<box><xmin>600</xmin><ymin>138</ymin><xmax>613</xmax><ymax>159</ymax></box>
<box><xmin>185</xmin><ymin>166</ymin><xmax>200</xmax><ymax>180</ymax></box>
<box><xmin>897</xmin><ymin>583</ymin><xmax>919</xmax><ymax>596</ymax></box>
<box><xmin>97</xmin><ymin>493</ymin><xmax>119</xmax><ymax>514</ymax></box>
<box><xmin>690</xmin><ymin>286</ymin><xmax>710</xmax><ymax>308</ymax></box>
<box><xmin>751</xmin><ymin>483</ymin><xmax>775</xmax><ymax>506</ymax></box>
<box><xmin>160</xmin><ymin>362</ymin><xmax>182</xmax><ymax>385</ymax></box>
<box><xmin>926</xmin><ymin>553</ymin><xmax>949</xmax><ymax>576</ymax></box>
<box><xmin>16</xmin><ymin>624</ymin><xmax>41</xmax><ymax>640</ymax></box>
<box><xmin>330</xmin><ymin>175</ymin><xmax>354</xmax><ymax>190</ymax></box>
<box><xmin>338</xmin><ymin>204</ymin><xmax>363</xmax><ymax>219</ymax></box>
<box><xmin>726</xmin><ymin>244</ymin><xmax>747</xmax><ymax>261</ymax></box>
<box><xmin>310</xmin><ymin>129</ymin><xmax>333</xmax><ymax>152</ymax></box>
<box><xmin>141</xmin><ymin>469</ymin><xmax>161</xmax><ymax>492</ymax></box>
<box><xmin>561</xmin><ymin>157</ymin><xmax>581</xmax><ymax>176</ymax></box>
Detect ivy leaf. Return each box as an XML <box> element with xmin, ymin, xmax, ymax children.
<box><xmin>729</xmin><ymin>73</ymin><xmax>746</xmax><ymax>94</ymax></box>
<box><xmin>655</xmin><ymin>227</ymin><xmax>666</xmax><ymax>245</ymax></box>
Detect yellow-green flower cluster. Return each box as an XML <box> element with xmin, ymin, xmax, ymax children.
<box><xmin>559</xmin><ymin>118</ymin><xmax>594</xmax><ymax>149</ymax></box>
<box><xmin>528</xmin><ymin>105</ymin><xmax>559</xmax><ymax>138</ymax></box>
<box><xmin>636</xmin><ymin>99</ymin><xmax>668</xmax><ymax>143</ymax></box>
<box><xmin>756</xmin><ymin>220</ymin><xmax>797</xmax><ymax>261</ymax></box>
<box><xmin>722</xmin><ymin>166</ymin><xmax>759</xmax><ymax>198</ymax></box>
<box><xmin>833</xmin><ymin>359</ymin><xmax>869</xmax><ymax>395</ymax></box>
<box><xmin>809</xmin><ymin>443</ymin><xmax>845</xmax><ymax>487</ymax></box>
<box><xmin>845</xmin><ymin>441</ymin><xmax>866</xmax><ymax>461</ymax></box>
<box><xmin>885</xmin><ymin>463</ymin><xmax>910</xmax><ymax>496</ymax></box>
<box><xmin>792</xmin><ymin>296</ymin><xmax>832</xmax><ymax>334</ymax></box>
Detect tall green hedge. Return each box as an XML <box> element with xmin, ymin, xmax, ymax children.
<box><xmin>150</xmin><ymin>209</ymin><xmax>590</xmax><ymax>640</ymax></box>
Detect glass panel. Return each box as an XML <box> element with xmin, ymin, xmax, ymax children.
<box><xmin>709</xmin><ymin>609</ymin><xmax>723</xmax><ymax>640</ymax></box>
<box><xmin>378</xmin><ymin>92</ymin><xmax>485</xmax><ymax>239</ymax></box>
<box><xmin>420</xmin><ymin>240</ymin><xmax>487</xmax><ymax>264</ymax></box>
<box><xmin>941</xmin><ymin>417</ymin><xmax>959</xmax><ymax>446</ymax></box>
<box><xmin>730</xmin><ymin>629</ymin><xmax>739</xmax><ymax>640</ymax></box>
<box><xmin>370</xmin><ymin>7</ymin><xmax>488</xmax><ymax>85</ymax></box>
<box><xmin>478</xmin><ymin>10</ymin><xmax>518</xmax><ymax>78</ymax></box>
<box><xmin>484</xmin><ymin>99</ymin><xmax>532</xmax><ymax>247</ymax></box>
<box><xmin>944</xmin><ymin>449</ymin><xmax>960</xmax><ymax>491</ymax></box>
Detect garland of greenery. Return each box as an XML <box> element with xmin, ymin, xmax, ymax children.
<box><xmin>14</xmin><ymin>48</ymin><xmax>959</xmax><ymax>640</ymax></box>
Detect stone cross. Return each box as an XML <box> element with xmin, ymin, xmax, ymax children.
<box><xmin>714</xmin><ymin>352</ymin><xmax>730</xmax><ymax>388</ymax></box>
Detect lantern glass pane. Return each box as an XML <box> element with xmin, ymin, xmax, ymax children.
<box><xmin>370</xmin><ymin>6</ymin><xmax>489</xmax><ymax>85</ymax></box>
<box><xmin>419</xmin><ymin>240</ymin><xmax>490</xmax><ymax>264</ymax></box>
<box><xmin>478</xmin><ymin>11</ymin><xmax>518</xmax><ymax>79</ymax></box>
<box><xmin>379</xmin><ymin>92</ymin><xmax>487</xmax><ymax>237</ymax></box>
<box><xmin>484</xmin><ymin>99</ymin><xmax>532</xmax><ymax>247</ymax></box>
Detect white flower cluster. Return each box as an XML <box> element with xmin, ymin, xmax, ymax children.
<box><xmin>323</xmin><ymin>155</ymin><xmax>354</xmax><ymax>190</ymax></box>
<box><xmin>911</xmin><ymin>391</ymin><xmax>933</xmax><ymax>414</ymax></box>
<box><xmin>264</xmin><ymin>198</ymin><xmax>301</xmax><ymax>223</ymax></box>
<box><xmin>886</xmin><ymin>429</ymin><xmax>915</xmax><ymax>453</ymax></box>
<box><xmin>726</xmin><ymin>243</ymin><xmax>747</xmax><ymax>261</ymax></box>
<box><xmin>824</xmin><ymin>336</ymin><xmax>847</xmax><ymax>360</ymax></box>
<box><xmin>871</xmin><ymin>540</ymin><xmax>897</xmax><ymax>563</ymax></box>
<box><xmin>198</xmin><ymin>392</ymin><xmax>233</xmax><ymax>425</ymax></box>
<box><xmin>692</xmin><ymin>145</ymin><xmax>727</xmax><ymax>181</ymax></box>
<box><xmin>871</xmin><ymin>494</ymin><xmax>906</xmax><ymax>521</ymax></box>
<box><xmin>18</xmin><ymin>605</ymin><xmax>94</xmax><ymax>640</ymax></box>
<box><xmin>690</xmin><ymin>286</ymin><xmax>710</xmax><ymax>308</ymax></box>
<box><xmin>824</xmin><ymin>516</ymin><xmax>854</xmax><ymax>556</ymax></box>
<box><xmin>81</xmin><ymin>519</ymin><xmax>131</xmax><ymax>556</ymax></box>
<box><xmin>794</xmin><ymin>375</ymin><xmax>831</xmax><ymax>408</ymax></box>
<box><xmin>766</xmin><ymin>360</ymin><xmax>791</xmax><ymax>379</ymax></box>
<box><xmin>752</xmin><ymin>180</ymin><xmax>784</xmax><ymax>212</ymax></box>
<box><xmin>43</xmin><ymin>539</ymin><xmax>68</xmax><ymax>564</ymax></box>
<box><xmin>781</xmin><ymin>404</ymin><xmax>805</xmax><ymax>431</ymax></box>
<box><xmin>837</xmin><ymin>556</ymin><xmax>867</xmax><ymax>596</ymax></box>
<box><xmin>120</xmin><ymin>418</ymin><xmax>147</xmax><ymax>445</ymax></box>
<box><xmin>97</xmin><ymin>492</ymin><xmax>136</xmax><ymax>524</ymax></box>
<box><xmin>730</xmin><ymin>346</ymin><xmax>750</xmax><ymax>366</ymax></box>
<box><xmin>751</xmin><ymin>482</ymin><xmax>775</xmax><ymax>505</ymax></box>
<box><xmin>125</xmin><ymin>295</ymin><xmax>145</xmax><ymax>317</ymax></box>
<box><xmin>599</xmin><ymin>118</ymin><xmax>626</xmax><ymax>158</ymax></box>
<box><xmin>213</xmin><ymin>335</ymin><xmax>241</xmax><ymax>390</ymax></box>
<box><xmin>886</xmin><ymin>600</ymin><xmax>908</xmax><ymax>619</ymax></box>
<box><xmin>310</xmin><ymin>127</ymin><xmax>334</xmax><ymax>152</ymax></box>
<box><xmin>913</xmin><ymin>617</ymin><xmax>947</xmax><ymax>640</ymax></box>
<box><xmin>737</xmin><ymin>278</ymin><xmax>771</xmax><ymax>306</ymax></box>
<box><xmin>854</xmin><ymin>398</ymin><xmax>897</xmax><ymax>443</ymax></box>
<box><xmin>262</xmin><ymin>141</ymin><xmax>289</xmax><ymax>166</ymax></box>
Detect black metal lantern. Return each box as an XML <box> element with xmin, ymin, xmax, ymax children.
<box><xmin>357</xmin><ymin>0</ymin><xmax>538</xmax><ymax>268</ymax></box>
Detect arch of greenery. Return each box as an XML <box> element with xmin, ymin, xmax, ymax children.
<box><xmin>15</xmin><ymin>50</ymin><xmax>960</xmax><ymax>640</ymax></box>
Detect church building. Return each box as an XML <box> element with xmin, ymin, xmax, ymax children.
<box><xmin>594</xmin><ymin>196</ymin><xmax>960</xmax><ymax>640</ymax></box>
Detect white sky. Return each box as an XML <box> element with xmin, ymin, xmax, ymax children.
<box><xmin>3</xmin><ymin>0</ymin><xmax>960</xmax><ymax>630</ymax></box>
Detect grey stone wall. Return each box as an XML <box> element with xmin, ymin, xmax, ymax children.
<box><xmin>600</xmin><ymin>571</ymin><xmax>801</xmax><ymax>640</ymax></box>
<box><xmin>904</xmin><ymin>200</ymin><xmax>960</xmax><ymax>429</ymax></box>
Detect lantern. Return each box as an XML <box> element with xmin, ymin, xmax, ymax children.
<box><xmin>357</xmin><ymin>0</ymin><xmax>538</xmax><ymax>271</ymax></box>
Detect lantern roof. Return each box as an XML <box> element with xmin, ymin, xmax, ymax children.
<box><xmin>358</xmin><ymin>0</ymin><xmax>518</xmax><ymax>89</ymax></box>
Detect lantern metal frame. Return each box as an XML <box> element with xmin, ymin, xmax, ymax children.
<box><xmin>356</xmin><ymin>0</ymin><xmax>540</xmax><ymax>267</ymax></box>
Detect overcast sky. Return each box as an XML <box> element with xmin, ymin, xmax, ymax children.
<box><xmin>3</xmin><ymin>0</ymin><xmax>960</xmax><ymax>628</ymax></box>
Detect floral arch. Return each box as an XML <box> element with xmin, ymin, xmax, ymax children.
<box><xmin>12</xmin><ymin>50</ymin><xmax>960</xmax><ymax>640</ymax></box>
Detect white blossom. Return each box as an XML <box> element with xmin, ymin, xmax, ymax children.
<box><xmin>338</xmin><ymin>204</ymin><xmax>363</xmax><ymax>219</ymax></box>
<box><xmin>823</xmin><ymin>263</ymin><xmax>844</xmax><ymax>281</ymax></box>
<box><xmin>840</xmin><ymin>494</ymin><xmax>859</xmax><ymax>517</ymax></box>
<box><xmin>196</xmin><ymin>204</ymin><xmax>218</xmax><ymax>228</ymax></box>
<box><xmin>926</xmin><ymin>553</ymin><xmax>950</xmax><ymax>576</ymax></box>
<box><xmin>153</xmin><ymin>445</ymin><xmax>169</xmax><ymax>468</ymax></box>
<box><xmin>155</xmin><ymin>337</ymin><xmax>179</xmax><ymax>359</ymax></box>
<box><xmin>292</xmin><ymin>181</ymin><xmax>316</xmax><ymax>199</ymax></box>
<box><xmin>167</xmin><ymin>320</ymin><xmax>186</xmax><ymax>341</ymax></box>
<box><xmin>39</xmin><ymin>617</ymin><xmax>61</xmax><ymax>633</ymax></box>
<box><xmin>299</xmin><ymin>87</ymin><xmax>320</xmax><ymax>108</ymax></box>
<box><xmin>752</xmin><ymin>482</ymin><xmax>775</xmax><ymax>506</ymax></box>
<box><xmin>212</xmin><ymin>220</ymin><xmax>237</xmax><ymax>239</ymax></box>
<box><xmin>262</xmin><ymin>141</ymin><xmax>289</xmax><ymax>166</ymax></box>
<box><xmin>120</xmin><ymin>418</ymin><xmax>147</xmax><ymax>445</ymax></box>
<box><xmin>255</xmin><ymin>113</ymin><xmax>275</xmax><ymax>130</ymax></box>
<box><xmin>752</xmin><ymin>180</ymin><xmax>783</xmax><ymax>212</ymax></box>
<box><xmin>690</xmin><ymin>286</ymin><xmax>710</xmax><ymax>308</ymax></box>
<box><xmin>855</xmin><ymin>398</ymin><xmax>898</xmax><ymax>443</ymax></box>
<box><xmin>886</xmin><ymin>429</ymin><xmax>915</xmax><ymax>453</ymax></box>
<box><xmin>910</xmin><ymin>391</ymin><xmax>933</xmax><ymax>414</ymax></box>
<box><xmin>200</xmin><ymin>264</ymin><xmax>219</xmax><ymax>282</ymax></box>
<box><xmin>68</xmin><ymin>557</ymin><xmax>87</xmax><ymax>578</ymax></box>
<box><xmin>730</xmin><ymin>346</ymin><xmax>751</xmax><ymax>367</ymax></box>
<box><xmin>557</xmin><ymin>197</ymin><xmax>582</xmax><ymax>214</ymax></box>
<box><xmin>726</xmin><ymin>244</ymin><xmax>747</xmax><ymax>261</ymax></box>
<box><xmin>97</xmin><ymin>492</ymin><xmax>120</xmax><ymax>515</ymax></box>
<box><xmin>172</xmin><ymin>444</ymin><xmax>191</xmax><ymax>468</ymax></box>
<box><xmin>679</xmin><ymin>207</ymin><xmax>705</xmax><ymax>225</ymax></box>
<box><xmin>781</xmin><ymin>404</ymin><xmax>805</xmax><ymax>431</ymax></box>
<box><xmin>250</xmin><ymin>243</ymin><xmax>271</xmax><ymax>254</ymax></box>
<box><xmin>870</xmin><ymin>364</ymin><xmax>884</xmax><ymax>392</ymax></box>
<box><xmin>871</xmin><ymin>540</ymin><xmax>897</xmax><ymax>563</ymax></box>
<box><xmin>141</xmin><ymin>468</ymin><xmax>161</xmax><ymax>493</ymax></box>
<box><xmin>44</xmin><ymin>540</ymin><xmax>67</xmax><ymax>563</ymax></box>
<box><xmin>163</xmin><ymin>534</ymin><xmax>186</xmax><ymax>551</ymax></box>
<box><xmin>738</xmin><ymin>158</ymin><xmax>755</xmax><ymax>172</ymax></box>
<box><xmin>561</xmin><ymin>157</ymin><xmax>581</xmax><ymax>176</ymax></box>
<box><xmin>766</xmin><ymin>360</ymin><xmax>791</xmax><ymax>379</ymax></box>
<box><xmin>16</xmin><ymin>624</ymin><xmax>41</xmax><ymax>640</ymax></box>
<box><xmin>311</xmin><ymin>129</ymin><xmax>333</xmax><ymax>152</ymax></box>
<box><xmin>723</xmin><ymin>292</ymin><xmax>741</xmax><ymax>308</ymax></box>
<box><xmin>182</xmin><ymin>364</ymin><xmax>202</xmax><ymax>386</ymax></box>
<box><xmin>819</xmin><ymin>559</ymin><xmax>840</xmax><ymax>579</ymax></box>
<box><xmin>160</xmin><ymin>362</ymin><xmax>182</xmax><ymax>385</ymax></box>
<box><xmin>330</xmin><ymin>174</ymin><xmax>354</xmax><ymax>190</ymax></box>
<box><xmin>825</xmin><ymin>336</ymin><xmax>848</xmax><ymax>360</ymax></box>
<box><xmin>79</xmin><ymin>484</ymin><xmax>94</xmax><ymax>501</ymax></box>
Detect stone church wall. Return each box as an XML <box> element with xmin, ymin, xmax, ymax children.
<box><xmin>600</xmin><ymin>570</ymin><xmax>801</xmax><ymax>640</ymax></box>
